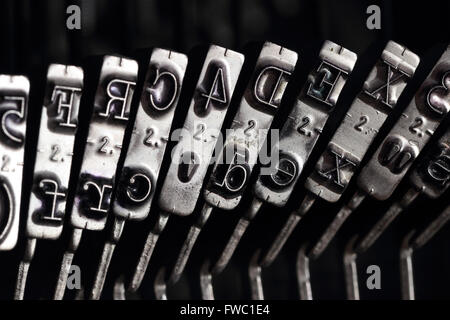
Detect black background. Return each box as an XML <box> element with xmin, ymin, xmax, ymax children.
<box><xmin>0</xmin><ymin>0</ymin><xmax>449</xmax><ymax>300</ymax></box>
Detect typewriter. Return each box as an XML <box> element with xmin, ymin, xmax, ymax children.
<box><xmin>0</xmin><ymin>0</ymin><xmax>448</xmax><ymax>301</ymax></box>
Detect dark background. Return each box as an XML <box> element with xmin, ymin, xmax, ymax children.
<box><xmin>0</xmin><ymin>0</ymin><xmax>448</xmax><ymax>300</ymax></box>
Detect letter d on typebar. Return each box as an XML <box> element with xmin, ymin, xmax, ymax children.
<box><xmin>254</xmin><ymin>41</ymin><xmax>357</xmax><ymax>207</ymax></box>
<box><xmin>207</xmin><ymin>41</ymin><xmax>356</xmax><ymax>281</ymax></box>
<box><xmin>169</xmin><ymin>42</ymin><xmax>298</xmax><ymax>285</ymax></box>
<box><xmin>0</xmin><ymin>75</ymin><xmax>29</xmax><ymax>250</ymax></box>
<box><xmin>204</xmin><ymin>42</ymin><xmax>298</xmax><ymax>209</ymax></box>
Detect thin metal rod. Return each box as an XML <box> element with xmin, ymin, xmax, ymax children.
<box><xmin>356</xmin><ymin>187</ymin><xmax>421</xmax><ymax>253</ymax></box>
<box><xmin>309</xmin><ymin>190</ymin><xmax>367</xmax><ymax>259</ymax></box>
<box><xmin>212</xmin><ymin>197</ymin><xmax>263</xmax><ymax>275</ymax></box>
<box><xmin>129</xmin><ymin>211</ymin><xmax>170</xmax><ymax>292</ymax></box>
<box><xmin>90</xmin><ymin>217</ymin><xmax>126</xmax><ymax>300</ymax></box>
<box><xmin>296</xmin><ymin>244</ymin><xmax>312</xmax><ymax>300</ymax></box>
<box><xmin>169</xmin><ymin>203</ymin><xmax>213</xmax><ymax>284</ymax></box>
<box><xmin>413</xmin><ymin>204</ymin><xmax>450</xmax><ymax>249</ymax></box>
<box><xmin>400</xmin><ymin>230</ymin><xmax>415</xmax><ymax>300</ymax></box>
<box><xmin>260</xmin><ymin>193</ymin><xmax>316</xmax><ymax>267</ymax></box>
<box><xmin>14</xmin><ymin>238</ymin><xmax>37</xmax><ymax>300</ymax></box>
<box><xmin>200</xmin><ymin>260</ymin><xmax>214</xmax><ymax>300</ymax></box>
<box><xmin>154</xmin><ymin>268</ymin><xmax>167</xmax><ymax>300</ymax></box>
<box><xmin>113</xmin><ymin>275</ymin><xmax>126</xmax><ymax>300</ymax></box>
<box><xmin>54</xmin><ymin>228</ymin><xmax>83</xmax><ymax>300</ymax></box>
<box><xmin>248</xmin><ymin>250</ymin><xmax>264</xmax><ymax>300</ymax></box>
<box><xmin>343</xmin><ymin>236</ymin><xmax>359</xmax><ymax>300</ymax></box>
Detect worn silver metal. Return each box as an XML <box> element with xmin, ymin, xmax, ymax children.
<box><xmin>358</xmin><ymin>46</ymin><xmax>449</xmax><ymax>200</ymax></box>
<box><xmin>400</xmin><ymin>230</ymin><xmax>415</xmax><ymax>300</ymax></box>
<box><xmin>158</xmin><ymin>45</ymin><xmax>244</xmax><ymax>216</ymax></box>
<box><xmin>296</xmin><ymin>244</ymin><xmax>312</xmax><ymax>300</ymax></box>
<box><xmin>90</xmin><ymin>49</ymin><xmax>188</xmax><ymax>300</ymax></box>
<box><xmin>129</xmin><ymin>45</ymin><xmax>245</xmax><ymax>293</ymax></box>
<box><xmin>306</xmin><ymin>41</ymin><xmax>420</xmax><ymax>202</ymax></box>
<box><xmin>409</xmin><ymin>127</ymin><xmax>450</xmax><ymax>200</ymax></box>
<box><xmin>170</xmin><ymin>42</ymin><xmax>298</xmax><ymax>285</ymax></box>
<box><xmin>343</xmin><ymin>236</ymin><xmax>360</xmax><ymax>300</ymax></box>
<box><xmin>356</xmin><ymin>46</ymin><xmax>450</xmax><ymax>253</ymax></box>
<box><xmin>25</xmin><ymin>64</ymin><xmax>83</xmax><ymax>240</ymax></box>
<box><xmin>211</xmin><ymin>41</ymin><xmax>357</xmax><ymax>276</ymax></box>
<box><xmin>70</xmin><ymin>55</ymin><xmax>138</xmax><ymax>231</ymax></box>
<box><xmin>248</xmin><ymin>250</ymin><xmax>264</xmax><ymax>300</ymax></box>
<box><xmin>204</xmin><ymin>41</ymin><xmax>298</xmax><ymax>209</ymax></box>
<box><xmin>54</xmin><ymin>56</ymin><xmax>138</xmax><ymax>300</ymax></box>
<box><xmin>0</xmin><ymin>75</ymin><xmax>29</xmax><ymax>251</ymax></box>
<box><xmin>255</xmin><ymin>40</ymin><xmax>357</xmax><ymax>207</ymax></box>
<box><xmin>15</xmin><ymin>64</ymin><xmax>84</xmax><ymax>300</ymax></box>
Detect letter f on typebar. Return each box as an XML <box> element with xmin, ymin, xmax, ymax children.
<box><xmin>0</xmin><ymin>76</ymin><xmax>29</xmax><ymax>252</ymax></box>
<box><xmin>54</xmin><ymin>56</ymin><xmax>138</xmax><ymax>300</ymax></box>
<box><xmin>206</xmin><ymin>41</ymin><xmax>358</xmax><ymax>288</ymax></box>
<box><xmin>167</xmin><ymin>42</ymin><xmax>298</xmax><ymax>287</ymax></box>
<box><xmin>14</xmin><ymin>65</ymin><xmax>83</xmax><ymax>300</ymax></box>
<box><xmin>126</xmin><ymin>45</ymin><xmax>244</xmax><ymax>293</ymax></box>
<box><xmin>88</xmin><ymin>49</ymin><xmax>188</xmax><ymax>300</ymax></box>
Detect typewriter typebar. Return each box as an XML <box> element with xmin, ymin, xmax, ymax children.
<box><xmin>113</xmin><ymin>49</ymin><xmax>188</xmax><ymax>221</ymax></box>
<box><xmin>128</xmin><ymin>45</ymin><xmax>244</xmax><ymax>293</ymax></box>
<box><xmin>306</xmin><ymin>41</ymin><xmax>421</xmax><ymax>202</ymax></box>
<box><xmin>167</xmin><ymin>42</ymin><xmax>298</xmax><ymax>286</ymax></box>
<box><xmin>54</xmin><ymin>56</ymin><xmax>138</xmax><ymax>300</ymax></box>
<box><xmin>70</xmin><ymin>56</ymin><xmax>138</xmax><ymax>230</ymax></box>
<box><xmin>409</xmin><ymin>128</ymin><xmax>450</xmax><ymax>199</ymax></box>
<box><xmin>305</xmin><ymin>42</ymin><xmax>421</xmax><ymax>260</ymax></box>
<box><xmin>207</xmin><ymin>41</ymin><xmax>358</xmax><ymax>279</ymax></box>
<box><xmin>357</xmin><ymin>46</ymin><xmax>450</xmax><ymax>200</ymax></box>
<box><xmin>26</xmin><ymin>64</ymin><xmax>83</xmax><ymax>240</ymax></box>
<box><xmin>89</xmin><ymin>49</ymin><xmax>188</xmax><ymax>300</ymax></box>
<box><xmin>254</xmin><ymin>41</ymin><xmax>357</xmax><ymax>207</ymax></box>
<box><xmin>203</xmin><ymin>42</ymin><xmax>298</xmax><ymax>209</ymax></box>
<box><xmin>158</xmin><ymin>45</ymin><xmax>244</xmax><ymax>216</ymax></box>
<box><xmin>0</xmin><ymin>75</ymin><xmax>29</xmax><ymax>250</ymax></box>
<box><xmin>354</xmin><ymin>47</ymin><xmax>450</xmax><ymax>252</ymax></box>
<box><xmin>258</xmin><ymin>41</ymin><xmax>419</xmax><ymax>273</ymax></box>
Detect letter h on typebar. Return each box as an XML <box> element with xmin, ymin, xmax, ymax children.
<box><xmin>54</xmin><ymin>56</ymin><xmax>138</xmax><ymax>300</ymax></box>
<box><xmin>15</xmin><ymin>65</ymin><xmax>84</xmax><ymax>300</ymax></box>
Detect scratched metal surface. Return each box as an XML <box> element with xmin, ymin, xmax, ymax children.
<box><xmin>0</xmin><ymin>0</ymin><xmax>448</xmax><ymax>300</ymax></box>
